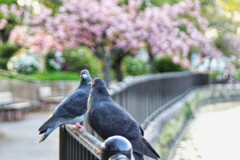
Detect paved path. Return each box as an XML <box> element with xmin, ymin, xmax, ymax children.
<box><xmin>0</xmin><ymin>112</ymin><xmax>59</xmax><ymax>160</ymax></box>
<box><xmin>170</xmin><ymin>102</ymin><xmax>240</xmax><ymax>160</ymax></box>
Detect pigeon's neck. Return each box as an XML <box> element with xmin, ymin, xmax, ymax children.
<box><xmin>92</xmin><ymin>87</ymin><xmax>110</xmax><ymax>97</ymax></box>
<box><xmin>89</xmin><ymin>87</ymin><xmax>110</xmax><ymax>108</ymax></box>
<box><xmin>77</xmin><ymin>82</ymin><xmax>88</xmax><ymax>89</ymax></box>
<box><xmin>78</xmin><ymin>78</ymin><xmax>91</xmax><ymax>89</ymax></box>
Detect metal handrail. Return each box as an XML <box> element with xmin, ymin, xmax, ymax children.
<box><xmin>60</xmin><ymin>83</ymin><xmax>240</xmax><ymax>160</ymax></box>
<box><xmin>59</xmin><ymin>72</ymin><xmax>209</xmax><ymax>160</ymax></box>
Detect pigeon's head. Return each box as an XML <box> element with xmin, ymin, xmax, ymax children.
<box><xmin>89</xmin><ymin>78</ymin><xmax>109</xmax><ymax>96</ymax></box>
<box><xmin>89</xmin><ymin>78</ymin><xmax>106</xmax><ymax>88</ymax></box>
<box><xmin>80</xmin><ymin>69</ymin><xmax>92</xmax><ymax>85</ymax></box>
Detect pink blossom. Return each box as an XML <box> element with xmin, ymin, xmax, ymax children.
<box><xmin>0</xmin><ymin>18</ymin><xmax>7</xmax><ymax>30</ymax></box>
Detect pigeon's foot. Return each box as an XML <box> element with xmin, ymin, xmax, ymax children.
<box><xmin>74</xmin><ymin>123</ymin><xmax>86</xmax><ymax>132</ymax></box>
<box><xmin>97</xmin><ymin>147</ymin><xmax>102</xmax><ymax>155</ymax></box>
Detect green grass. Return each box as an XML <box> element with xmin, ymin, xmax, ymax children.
<box><xmin>29</xmin><ymin>71</ymin><xmax>81</xmax><ymax>81</ymax></box>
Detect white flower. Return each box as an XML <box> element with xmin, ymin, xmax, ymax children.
<box><xmin>7</xmin><ymin>54</ymin><xmax>40</xmax><ymax>74</ymax></box>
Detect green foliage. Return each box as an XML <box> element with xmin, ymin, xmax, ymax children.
<box><xmin>123</xmin><ymin>56</ymin><xmax>150</xmax><ymax>76</ymax></box>
<box><xmin>177</xmin><ymin>25</ymin><xmax>187</xmax><ymax>32</ymax></box>
<box><xmin>235</xmin><ymin>69</ymin><xmax>240</xmax><ymax>81</ymax></box>
<box><xmin>0</xmin><ymin>43</ymin><xmax>19</xmax><ymax>58</ymax></box>
<box><xmin>0</xmin><ymin>58</ymin><xmax>8</xmax><ymax>69</ymax></box>
<box><xmin>62</xmin><ymin>47</ymin><xmax>102</xmax><ymax>77</ymax></box>
<box><xmin>155</xmin><ymin>56</ymin><xmax>185</xmax><ymax>73</ymax></box>
<box><xmin>0</xmin><ymin>10</ymin><xmax>22</xmax><ymax>43</ymax></box>
<box><xmin>215</xmin><ymin>35</ymin><xmax>231</xmax><ymax>56</ymax></box>
<box><xmin>40</xmin><ymin>0</ymin><xmax>62</xmax><ymax>14</ymax></box>
<box><xmin>118</xmin><ymin>0</ymin><xmax>129</xmax><ymax>6</ymax></box>
<box><xmin>46</xmin><ymin>51</ymin><xmax>65</xmax><ymax>71</ymax></box>
<box><xmin>156</xmin><ymin>113</ymin><xmax>185</xmax><ymax>159</ymax></box>
<box><xmin>0</xmin><ymin>0</ymin><xmax>16</xmax><ymax>4</ymax></box>
<box><xmin>178</xmin><ymin>13</ymin><xmax>201</xmax><ymax>31</ymax></box>
<box><xmin>150</xmin><ymin>0</ymin><xmax>180</xmax><ymax>6</ymax></box>
<box><xmin>0</xmin><ymin>43</ymin><xmax>19</xmax><ymax>69</ymax></box>
<box><xmin>208</xmin><ymin>71</ymin><xmax>224</xmax><ymax>82</ymax></box>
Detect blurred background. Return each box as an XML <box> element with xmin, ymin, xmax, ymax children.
<box><xmin>0</xmin><ymin>0</ymin><xmax>240</xmax><ymax>160</ymax></box>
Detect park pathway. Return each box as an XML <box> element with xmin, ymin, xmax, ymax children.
<box><xmin>170</xmin><ymin>102</ymin><xmax>240</xmax><ymax>160</ymax></box>
<box><xmin>0</xmin><ymin>111</ymin><xmax>59</xmax><ymax>160</ymax></box>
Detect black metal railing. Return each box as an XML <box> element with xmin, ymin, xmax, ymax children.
<box><xmin>60</xmin><ymin>126</ymin><xmax>101</xmax><ymax>160</ymax></box>
<box><xmin>59</xmin><ymin>72</ymin><xmax>209</xmax><ymax>160</ymax></box>
<box><xmin>110</xmin><ymin>72</ymin><xmax>208</xmax><ymax>124</ymax></box>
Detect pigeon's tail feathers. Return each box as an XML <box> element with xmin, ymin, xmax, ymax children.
<box><xmin>39</xmin><ymin>127</ymin><xmax>56</xmax><ymax>143</ymax></box>
<box><xmin>38</xmin><ymin>115</ymin><xmax>65</xmax><ymax>133</ymax></box>
<box><xmin>141</xmin><ymin>137</ymin><xmax>160</xmax><ymax>159</ymax></box>
<box><xmin>130</xmin><ymin>137</ymin><xmax>160</xmax><ymax>159</ymax></box>
<box><xmin>133</xmin><ymin>152</ymin><xmax>144</xmax><ymax>160</ymax></box>
<box><xmin>38</xmin><ymin>115</ymin><xmax>65</xmax><ymax>142</ymax></box>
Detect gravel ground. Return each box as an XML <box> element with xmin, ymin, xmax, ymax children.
<box><xmin>170</xmin><ymin>102</ymin><xmax>240</xmax><ymax>160</ymax></box>
<box><xmin>0</xmin><ymin>112</ymin><xmax>59</xmax><ymax>160</ymax></box>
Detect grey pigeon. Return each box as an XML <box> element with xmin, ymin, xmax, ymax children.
<box><xmin>38</xmin><ymin>69</ymin><xmax>92</xmax><ymax>142</ymax></box>
<box><xmin>88</xmin><ymin>78</ymin><xmax>160</xmax><ymax>160</ymax></box>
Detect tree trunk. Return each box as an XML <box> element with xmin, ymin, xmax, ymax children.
<box><xmin>112</xmin><ymin>59</ymin><xmax>123</xmax><ymax>82</ymax></box>
<box><xmin>102</xmin><ymin>53</ymin><xmax>111</xmax><ymax>85</ymax></box>
<box><xmin>92</xmin><ymin>46</ymin><xmax>112</xmax><ymax>86</ymax></box>
<box><xmin>147</xmin><ymin>44</ymin><xmax>157</xmax><ymax>73</ymax></box>
<box><xmin>111</xmin><ymin>50</ymin><xmax>126</xmax><ymax>82</ymax></box>
<box><xmin>148</xmin><ymin>51</ymin><xmax>157</xmax><ymax>73</ymax></box>
<box><xmin>39</xmin><ymin>54</ymin><xmax>46</xmax><ymax>73</ymax></box>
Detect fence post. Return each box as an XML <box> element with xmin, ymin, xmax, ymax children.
<box><xmin>101</xmin><ymin>136</ymin><xmax>132</xmax><ymax>160</ymax></box>
<box><xmin>59</xmin><ymin>126</ymin><xmax>67</xmax><ymax>160</ymax></box>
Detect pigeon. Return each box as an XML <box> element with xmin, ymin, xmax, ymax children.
<box><xmin>38</xmin><ymin>69</ymin><xmax>92</xmax><ymax>142</ymax></box>
<box><xmin>88</xmin><ymin>78</ymin><xmax>160</xmax><ymax>160</ymax></box>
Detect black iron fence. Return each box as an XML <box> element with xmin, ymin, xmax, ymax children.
<box><xmin>110</xmin><ymin>72</ymin><xmax>208</xmax><ymax>124</ymax></box>
<box><xmin>59</xmin><ymin>72</ymin><xmax>209</xmax><ymax>160</ymax></box>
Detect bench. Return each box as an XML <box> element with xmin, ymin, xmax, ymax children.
<box><xmin>38</xmin><ymin>87</ymin><xmax>64</xmax><ymax>111</ymax></box>
<box><xmin>0</xmin><ymin>92</ymin><xmax>31</xmax><ymax>121</ymax></box>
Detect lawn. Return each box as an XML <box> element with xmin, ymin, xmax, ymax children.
<box><xmin>0</xmin><ymin>70</ymin><xmax>81</xmax><ymax>81</ymax></box>
<box><xmin>28</xmin><ymin>71</ymin><xmax>81</xmax><ymax>81</ymax></box>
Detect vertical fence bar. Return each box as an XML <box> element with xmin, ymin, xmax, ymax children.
<box><xmin>59</xmin><ymin>127</ymin><xmax>67</xmax><ymax>160</ymax></box>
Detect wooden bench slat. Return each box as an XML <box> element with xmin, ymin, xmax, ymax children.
<box><xmin>0</xmin><ymin>91</ymin><xmax>32</xmax><ymax>121</ymax></box>
<box><xmin>0</xmin><ymin>92</ymin><xmax>13</xmax><ymax>105</ymax></box>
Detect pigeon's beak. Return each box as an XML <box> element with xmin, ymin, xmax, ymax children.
<box><xmin>82</xmin><ymin>74</ymin><xmax>88</xmax><ymax>79</ymax></box>
<box><xmin>88</xmin><ymin>80</ymin><xmax>94</xmax><ymax>86</ymax></box>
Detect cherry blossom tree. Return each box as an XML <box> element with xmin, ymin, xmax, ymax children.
<box><xmin>137</xmin><ymin>0</ymin><xmax>224</xmax><ymax>72</ymax></box>
<box><xmin>17</xmin><ymin>0</ymin><xmax>143</xmax><ymax>82</ymax></box>
<box><xmin>0</xmin><ymin>3</ymin><xmax>23</xmax><ymax>43</ymax></box>
<box><xmin>9</xmin><ymin>0</ymin><xmax>234</xmax><ymax>80</ymax></box>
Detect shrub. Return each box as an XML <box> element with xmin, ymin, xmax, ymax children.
<box><xmin>62</xmin><ymin>47</ymin><xmax>102</xmax><ymax>77</ymax></box>
<box><xmin>0</xmin><ymin>43</ymin><xmax>19</xmax><ymax>69</ymax></box>
<box><xmin>7</xmin><ymin>53</ymin><xmax>39</xmax><ymax>74</ymax></box>
<box><xmin>123</xmin><ymin>56</ymin><xmax>150</xmax><ymax>76</ymax></box>
<box><xmin>0</xmin><ymin>58</ymin><xmax>8</xmax><ymax>69</ymax></box>
<box><xmin>155</xmin><ymin>56</ymin><xmax>185</xmax><ymax>73</ymax></box>
<box><xmin>46</xmin><ymin>51</ymin><xmax>65</xmax><ymax>71</ymax></box>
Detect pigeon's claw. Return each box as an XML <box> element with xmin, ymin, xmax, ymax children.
<box><xmin>74</xmin><ymin>123</ymin><xmax>86</xmax><ymax>132</ymax></box>
<box><xmin>97</xmin><ymin>147</ymin><xmax>102</xmax><ymax>155</ymax></box>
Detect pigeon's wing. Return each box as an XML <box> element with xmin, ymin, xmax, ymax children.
<box><xmin>89</xmin><ymin>101</ymin><xmax>141</xmax><ymax>140</ymax></box>
<box><xmin>54</xmin><ymin>88</ymin><xmax>89</xmax><ymax>118</ymax></box>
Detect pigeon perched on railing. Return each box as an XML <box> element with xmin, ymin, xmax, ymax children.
<box><xmin>88</xmin><ymin>78</ymin><xmax>160</xmax><ymax>160</ymax></box>
<box><xmin>38</xmin><ymin>69</ymin><xmax>92</xmax><ymax>142</ymax></box>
